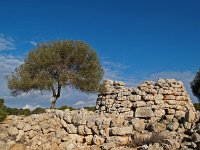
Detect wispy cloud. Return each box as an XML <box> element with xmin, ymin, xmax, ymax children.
<box><xmin>0</xmin><ymin>34</ymin><xmax>15</xmax><ymax>51</ymax></box>
<box><xmin>29</xmin><ymin>41</ymin><xmax>37</xmax><ymax>46</ymax></box>
<box><xmin>0</xmin><ymin>55</ymin><xmax>24</xmax><ymax>102</ymax></box>
<box><xmin>103</xmin><ymin>60</ymin><xmax>138</xmax><ymax>87</ymax></box>
<box><xmin>22</xmin><ymin>104</ymin><xmax>40</xmax><ymax>110</ymax></box>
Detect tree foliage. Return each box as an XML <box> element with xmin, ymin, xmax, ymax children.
<box><xmin>7</xmin><ymin>40</ymin><xmax>104</xmax><ymax>108</ymax></box>
<box><xmin>191</xmin><ymin>69</ymin><xmax>200</xmax><ymax>102</ymax></box>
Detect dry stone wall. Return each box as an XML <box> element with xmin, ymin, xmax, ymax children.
<box><xmin>96</xmin><ymin>79</ymin><xmax>196</xmax><ymax>122</ymax></box>
<box><xmin>0</xmin><ymin>79</ymin><xmax>199</xmax><ymax>150</ymax></box>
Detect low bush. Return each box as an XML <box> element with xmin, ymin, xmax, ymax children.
<box><xmin>194</xmin><ymin>103</ymin><xmax>200</xmax><ymax>111</ymax></box>
<box><xmin>5</xmin><ymin>107</ymin><xmax>30</xmax><ymax>116</ymax></box>
<box><xmin>84</xmin><ymin>106</ymin><xmax>96</xmax><ymax>111</ymax></box>
<box><xmin>31</xmin><ymin>107</ymin><xmax>46</xmax><ymax>114</ymax></box>
<box><xmin>58</xmin><ymin>105</ymin><xmax>75</xmax><ymax>111</ymax></box>
<box><xmin>0</xmin><ymin>109</ymin><xmax>7</xmax><ymax>122</ymax></box>
<box><xmin>0</xmin><ymin>98</ymin><xmax>5</xmax><ymax>108</ymax></box>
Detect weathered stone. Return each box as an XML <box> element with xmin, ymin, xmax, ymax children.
<box><xmin>129</xmin><ymin>95</ymin><xmax>141</xmax><ymax>101</ymax></box>
<box><xmin>167</xmin><ymin>109</ymin><xmax>175</xmax><ymax>115</ymax></box>
<box><xmin>60</xmin><ymin>119</ymin><xmax>68</xmax><ymax>128</ymax></box>
<box><xmin>133</xmin><ymin>101</ymin><xmax>146</xmax><ymax>107</ymax></box>
<box><xmin>85</xmin><ymin>135</ymin><xmax>93</xmax><ymax>144</ymax></box>
<box><xmin>9</xmin><ymin>143</ymin><xmax>26</xmax><ymax>150</ymax></box>
<box><xmin>144</xmin><ymin>94</ymin><xmax>155</xmax><ymax>101</ymax></box>
<box><xmin>135</xmin><ymin>107</ymin><xmax>153</xmax><ymax>118</ymax></box>
<box><xmin>106</xmin><ymin>136</ymin><xmax>130</xmax><ymax>145</ymax></box>
<box><xmin>78</xmin><ymin>125</ymin><xmax>92</xmax><ymax>135</ymax></box>
<box><xmin>113</xmin><ymin>81</ymin><xmax>125</xmax><ymax>86</ymax></box>
<box><xmin>148</xmin><ymin>143</ymin><xmax>163</xmax><ymax>150</ymax></box>
<box><xmin>16</xmin><ymin>122</ymin><xmax>25</xmax><ymax>130</ymax></box>
<box><xmin>28</xmin><ymin>130</ymin><xmax>37</xmax><ymax>138</ymax></box>
<box><xmin>110</xmin><ymin>115</ymin><xmax>124</xmax><ymax>127</ymax></box>
<box><xmin>92</xmin><ymin>135</ymin><xmax>105</xmax><ymax>145</ymax></box>
<box><xmin>184</xmin><ymin>122</ymin><xmax>191</xmax><ymax>129</ymax></box>
<box><xmin>102</xmin><ymin>142</ymin><xmax>116</xmax><ymax>150</ymax></box>
<box><xmin>23</xmin><ymin>123</ymin><xmax>31</xmax><ymax>131</ymax></box>
<box><xmin>50</xmin><ymin>142</ymin><xmax>59</xmax><ymax>150</ymax></box>
<box><xmin>8</xmin><ymin>127</ymin><xmax>18</xmax><ymax>136</ymax></box>
<box><xmin>66</xmin><ymin>124</ymin><xmax>77</xmax><ymax>134</ymax></box>
<box><xmin>68</xmin><ymin>134</ymin><xmax>84</xmax><ymax>143</ymax></box>
<box><xmin>87</xmin><ymin>118</ymin><xmax>96</xmax><ymax>128</ymax></box>
<box><xmin>110</xmin><ymin>126</ymin><xmax>133</xmax><ymax>135</ymax></box>
<box><xmin>166</xmin><ymin>122</ymin><xmax>179</xmax><ymax>131</ymax></box>
<box><xmin>185</xmin><ymin>111</ymin><xmax>196</xmax><ymax>123</ymax></box>
<box><xmin>55</xmin><ymin>128</ymin><xmax>67</xmax><ymax>138</ymax></box>
<box><xmin>16</xmin><ymin>130</ymin><xmax>24</xmax><ymax>141</ymax></box>
<box><xmin>154</xmin><ymin>109</ymin><xmax>165</xmax><ymax>117</ymax></box>
<box><xmin>131</xmin><ymin>118</ymin><xmax>145</xmax><ymax>131</ymax></box>
<box><xmin>147</xmin><ymin>123</ymin><xmax>166</xmax><ymax>132</ymax></box>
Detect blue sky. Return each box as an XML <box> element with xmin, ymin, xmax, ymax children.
<box><xmin>0</xmin><ymin>0</ymin><xmax>199</xmax><ymax>109</ymax></box>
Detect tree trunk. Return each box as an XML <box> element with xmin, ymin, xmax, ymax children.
<box><xmin>50</xmin><ymin>82</ymin><xmax>61</xmax><ymax>109</ymax></box>
<box><xmin>50</xmin><ymin>96</ymin><xmax>57</xmax><ymax>109</ymax></box>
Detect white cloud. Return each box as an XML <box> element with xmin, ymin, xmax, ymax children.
<box><xmin>0</xmin><ymin>55</ymin><xmax>24</xmax><ymax>97</ymax></box>
<box><xmin>0</xmin><ymin>55</ymin><xmax>23</xmax><ymax>75</ymax></box>
<box><xmin>22</xmin><ymin>104</ymin><xmax>40</xmax><ymax>111</ymax></box>
<box><xmin>29</xmin><ymin>41</ymin><xmax>37</xmax><ymax>46</ymax></box>
<box><xmin>0</xmin><ymin>34</ymin><xmax>15</xmax><ymax>51</ymax></box>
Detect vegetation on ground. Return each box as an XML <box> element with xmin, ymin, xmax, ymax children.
<box><xmin>191</xmin><ymin>69</ymin><xmax>200</xmax><ymax>103</ymax></box>
<box><xmin>194</xmin><ymin>103</ymin><xmax>200</xmax><ymax>111</ymax></box>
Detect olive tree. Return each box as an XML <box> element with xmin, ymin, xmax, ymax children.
<box><xmin>191</xmin><ymin>69</ymin><xmax>200</xmax><ymax>102</ymax></box>
<box><xmin>7</xmin><ymin>40</ymin><xmax>104</xmax><ymax>108</ymax></box>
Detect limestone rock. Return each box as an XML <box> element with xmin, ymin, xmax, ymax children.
<box><xmin>185</xmin><ymin>111</ymin><xmax>196</xmax><ymax>123</ymax></box>
<box><xmin>93</xmin><ymin>135</ymin><xmax>105</xmax><ymax>145</ymax></box>
<box><xmin>110</xmin><ymin>126</ymin><xmax>133</xmax><ymax>135</ymax></box>
<box><xmin>66</xmin><ymin>124</ymin><xmax>77</xmax><ymax>134</ymax></box>
<box><xmin>8</xmin><ymin>127</ymin><xmax>18</xmax><ymax>136</ymax></box>
<box><xmin>106</xmin><ymin>136</ymin><xmax>130</xmax><ymax>145</ymax></box>
<box><xmin>131</xmin><ymin>118</ymin><xmax>145</xmax><ymax>131</ymax></box>
<box><xmin>9</xmin><ymin>143</ymin><xmax>26</xmax><ymax>150</ymax></box>
<box><xmin>102</xmin><ymin>142</ymin><xmax>116</xmax><ymax>150</ymax></box>
<box><xmin>135</xmin><ymin>107</ymin><xmax>153</xmax><ymax>118</ymax></box>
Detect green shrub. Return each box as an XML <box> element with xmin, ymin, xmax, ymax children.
<box><xmin>83</xmin><ymin>106</ymin><xmax>96</xmax><ymax>111</ymax></box>
<box><xmin>58</xmin><ymin>105</ymin><xmax>75</xmax><ymax>111</ymax></box>
<box><xmin>20</xmin><ymin>109</ymin><xmax>31</xmax><ymax>116</ymax></box>
<box><xmin>194</xmin><ymin>103</ymin><xmax>200</xmax><ymax>111</ymax></box>
<box><xmin>0</xmin><ymin>98</ymin><xmax>5</xmax><ymax>108</ymax></box>
<box><xmin>0</xmin><ymin>109</ymin><xmax>7</xmax><ymax>122</ymax></box>
<box><xmin>4</xmin><ymin>107</ymin><xmax>30</xmax><ymax>116</ymax></box>
<box><xmin>31</xmin><ymin>107</ymin><xmax>46</xmax><ymax>114</ymax></box>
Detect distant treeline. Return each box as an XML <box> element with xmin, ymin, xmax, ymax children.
<box><xmin>0</xmin><ymin>98</ymin><xmax>95</xmax><ymax>122</ymax></box>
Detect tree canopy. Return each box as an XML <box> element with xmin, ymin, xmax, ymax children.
<box><xmin>191</xmin><ymin>69</ymin><xmax>200</xmax><ymax>102</ymax></box>
<box><xmin>7</xmin><ymin>40</ymin><xmax>104</xmax><ymax>108</ymax></box>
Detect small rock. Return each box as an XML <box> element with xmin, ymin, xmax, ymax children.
<box><xmin>135</xmin><ymin>107</ymin><xmax>153</xmax><ymax>118</ymax></box>
<box><xmin>8</xmin><ymin>127</ymin><xmax>19</xmax><ymax>136</ymax></box>
<box><xmin>9</xmin><ymin>143</ymin><xmax>26</xmax><ymax>150</ymax></box>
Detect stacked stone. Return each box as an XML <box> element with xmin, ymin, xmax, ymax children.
<box><xmin>96</xmin><ymin>80</ymin><xmax>134</xmax><ymax>118</ymax></box>
<box><xmin>0</xmin><ymin>109</ymin><xmax>134</xmax><ymax>150</ymax></box>
<box><xmin>97</xmin><ymin>79</ymin><xmax>196</xmax><ymax>122</ymax></box>
<box><xmin>0</xmin><ymin>79</ymin><xmax>199</xmax><ymax>150</ymax></box>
